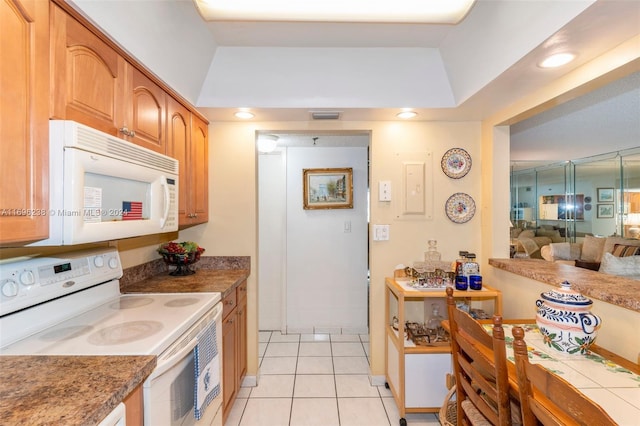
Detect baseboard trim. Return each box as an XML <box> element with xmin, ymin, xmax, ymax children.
<box><xmin>370</xmin><ymin>374</ymin><xmax>386</xmax><ymax>386</ymax></box>
<box><xmin>241</xmin><ymin>375</ymin><xmax>257</xmax><ymax>387</ymax></box>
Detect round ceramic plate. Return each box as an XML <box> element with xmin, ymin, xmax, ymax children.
<box><xmin>445</xmin><ymin>193</ymin><xmax>476</xmax><ymax>223</ymax></box>
<box><xmin>441</xmin><ymin>148</ymin><xmax>472</xmax><ymax>179</ymax></box>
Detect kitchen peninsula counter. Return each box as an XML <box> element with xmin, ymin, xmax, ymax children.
<box><xmin>0</xmin><ymin>355</ymin><xmax>155</xmax><ymax>425</ymax></box>
<box><xmin>488</xmin><ymin>257</ymin><xmax>640</xmax><ymax>364</ymax></box>
<box><xmin>489</xmin><ymin>258</ymin><xmax>639</xmax><ymax>312</ymax></box>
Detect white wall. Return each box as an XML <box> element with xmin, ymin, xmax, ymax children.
<box><xmin>285</xmin><ymin>147</ymin><xmax>369</xmax><ymax>333</ymax></box>
<box><xmin>258</xmin><ymin>151</ymin><xmax>287</xmax><ymax>330</ymax></box>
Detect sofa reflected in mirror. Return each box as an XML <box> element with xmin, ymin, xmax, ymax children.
<box><xmin>513</xmin><ymin>230</ymin><xmax>640</xmax><ymax>279</ymax></box>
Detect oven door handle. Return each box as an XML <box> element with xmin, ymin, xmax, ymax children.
<box><xmin>148</xmin><ymin>337</ymin><xmax>199</xmax><ymax>380</ymax></box>
<box><xmin>147</xmin><ymin>304</ymin><xmax>222</xmax><ymax>381</ymax></box>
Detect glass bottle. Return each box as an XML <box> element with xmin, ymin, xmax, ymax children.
<box><xmin>454</xmin><ymin>251</ymin><xmax>468</xmax><ymax>276</ymax></box>
<box><xmin>424</xmin><ymin>239</ymin><xmax>442</xmax><ymax>262</ymax></box>
<box><xmin>426</xmin><ymin>303</ymin><xmax>444</xmax><ymax>341</ymax></box>
<box><xmin>463</xmin><ymin>253</ymin><xmax>479</xmax><ymax>277</ymax></box>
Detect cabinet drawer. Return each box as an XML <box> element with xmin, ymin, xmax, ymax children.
<box><xmin>222</xmin><ymin>291</ymin><xmax>237</xmax><ymax>319</ymax></box>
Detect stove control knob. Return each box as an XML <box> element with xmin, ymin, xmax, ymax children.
<box><xmin>2</xmin><ymin>280</ymin><xmax>18</xmax><ymax>298</ymax></box>
<box><xmin>94</xmin><ymin>256</ymin><xmax>105</xmax><ymax>268</ymax></box>
<box><xmin>108</xmin><ymin>257</ymin><xmax>119</xmax><ymax>269</ymax></box>
<box><xmin>19</xmin><ymin>270</ymin><xmax>35</xmax><ymax>286</ymax></box>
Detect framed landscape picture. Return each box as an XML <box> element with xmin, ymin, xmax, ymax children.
<box><xmin>597</xmin><ymin>204</ymin><xmax>614</xmax><ymax>218</ymax></box>
<box><xmin>303</xmin><ymin>168</ymin><xmax>353</xmax><ymax>210</ymax></box>
<box><xmin>597</xmin><ymin>187</ymin><xmax>614</xmax><ymax>202</ymax></box>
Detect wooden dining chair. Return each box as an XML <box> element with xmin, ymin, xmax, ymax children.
<box><xmin>445</xmin><ymin>287</ymin><xmax>513</xmax><ymax>426</ymax></box>
<box><xmin>511</xmin><ymin>326</ymin><xmax>617</xmax><ymax>426</ymax></box>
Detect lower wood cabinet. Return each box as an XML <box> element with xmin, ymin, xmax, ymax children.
<box><xmin>122</xmin><ymin>384</ymin><xmax>144</xmax><ymax>426</ymax></box>
<box><xmin>222</xmin><ymin>279</ymin><xmax>247</xmax><ymax>423</ymax></box>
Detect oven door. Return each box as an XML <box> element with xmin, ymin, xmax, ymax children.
<box><xmin>143</xmin><ymin>303</ymin><xmax>223</xmax><ymax>426</ymax></box>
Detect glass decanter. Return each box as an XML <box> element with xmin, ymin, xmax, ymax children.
<box><xmin>426</xmin><ymin>303</ymin><xmax>444</xmax><ymax>342</ymax></box>
<box><xmin>424</xmin><ymin>239</ymin><xmax>442</xmax><ymax>262</ymax></box>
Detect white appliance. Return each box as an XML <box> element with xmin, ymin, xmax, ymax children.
<box><xmin>29</xmin><ymin>120</ymin><xmax>178</xmax><ymax>246</ymax></box>
<box><xmin>0</xmin><ymin>248</ymin><xmax>222</xmax><ymax>426</ymax></box>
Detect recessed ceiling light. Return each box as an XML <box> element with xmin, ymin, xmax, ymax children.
<box><xmin>396</xmin><ymin>111</ymin><xmax>418</xmax><ymax>119</ymax></box>
<box><xmin>234</xmin><ymin>111</ymin><xmax>255</xmax><ymax>119</ymax></box>
<box><xmin>539</xmin><ymin>53</ymin><xmax>576</xmax><ymax>68</ymax></box>
<box><xmin>195</xmin><ymin>0</ymin><xmax>476</xmax><ymax>24</ymax></box>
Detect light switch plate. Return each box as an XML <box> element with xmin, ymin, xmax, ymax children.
<box><xmin>379</xmin><ymin>181</ymin><xmax>391</xmax><ymax>201</ymax></box>
<box><xmin>373</xmin><ymin>224</ymin><xmax>390</xmax><ymax>241</ymax></box>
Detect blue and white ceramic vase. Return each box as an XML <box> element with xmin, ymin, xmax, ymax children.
<box><xmin>536</xmin><ymin>281</ymin><xmax>601</xmax><ymax>355</ymax></box>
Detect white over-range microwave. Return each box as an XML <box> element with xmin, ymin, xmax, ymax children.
<box><xmin>29</xmin><ymin>120</ymin><xmax>178</xmax><ymax>246</ymax></box>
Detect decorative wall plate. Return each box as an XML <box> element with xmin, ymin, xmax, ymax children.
<box><xmin>445</xmin><ymin>193</ymin><xmax>476</xmax><ymax>223</ymax></box>
<box><xmin>441</xmin><ymin>148</ymin><xmax>471</xmax><ymax>179</ymax></box>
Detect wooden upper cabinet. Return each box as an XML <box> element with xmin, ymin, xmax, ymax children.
<box><xmin>166</xmin><ymin>98</ymin><xmax>209</xmax><ymax>227</ymax></box>
<box><xmin>126</xmin><ymin>68</ymin><xmax>167</xmax><ymax>153</ymax></box>
<box><xmin>50</xmin><ymin>3</ymin><xmax>126</xmax><ymax>136</ymax></box>
<box><xmin>50</xmin><ymin>5</ymin><xmax>166</xmax><ymax>153</ymax></box>
<box><xmin>0</xmin><ymin>0</ymin><xmax>50</xmax><ymax>244</ymax></box>
<box><xmin>189</xmin><ymin>115</ymin><xmax>209</xmax><ymax>225</ymax></box>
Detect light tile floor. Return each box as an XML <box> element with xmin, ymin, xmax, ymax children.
<box><xmin>225</xmin><ymin>331</ymin><xmax>441</xmax><ymax>426</ymax></box>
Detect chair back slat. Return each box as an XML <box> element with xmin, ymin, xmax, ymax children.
<box><xmin>511</xmin><ymin>326</ymin><xmax>617</xmax><ymax>426</ymax></box>
<box><xmin>446</xmin><ymin>287</ymin><xmax>512</xmax><ymax>426</ymax></box>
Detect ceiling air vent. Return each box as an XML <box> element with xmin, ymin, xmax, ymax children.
<box><xmin>310</xmin><ymin>111</ymin><xmax>341</xmax><ymax>120</ymax></box>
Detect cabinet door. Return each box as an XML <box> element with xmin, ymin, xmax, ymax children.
<box><xmin>236</xmin><ymin>281</ymin><xmax>248</xmax><ymax>382</ymax></box>
<box><xmin>166</xmin><ymin>97</ymin><xmax>190</xmax><ymax>225</ymax></box>
<box><xmin>0</xmin><ymin>0</ymin><xmax>49</xmax><ymax>244</ymax></box>
<box><xmin>222</xmin><ymin>309</ymin><xmax>238</xmax><ymax>422</ymax></box>
<box><xmin>237</xmin><ymin>298</ymin><xmax>248</xmax><ymax>383</ymax></box>
<box><xmin>127</xmin><ymin>68</ymin><xmax>166</xmax><ymax>153</ymax></box>
<box><xmin>50</xmin><ymin>4</ymin><xmax>126</xmax><ymax>136</ymax></box>
<box><xmin>189</xmin><ymin>114</ymin><xmax>209</xmax><ymax>225</ymax></box>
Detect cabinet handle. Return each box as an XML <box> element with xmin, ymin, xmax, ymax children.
<box><xmin>118</xmin><ymin>127</ymin><xmax>136</xmax><ymax>137</ymax></box>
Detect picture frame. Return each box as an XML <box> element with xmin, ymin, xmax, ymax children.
<box><xmin>597</xmin><ymin>187</ymin><xmax>614</xmax><ymax>202</ymax></box>
<box><xmin>303</xmin><ymin>168</ymin><xmax>353</xmax><ymax>210</ymax></box>
<box><xmin>597</xmin><ymin>203</ymin><xmax>614</xmax><ymax>218</ymax></box>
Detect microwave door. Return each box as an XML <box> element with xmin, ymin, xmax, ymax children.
<box><xmin>62</xmin><ymin>148</ymin><xmax>178</xmax><ymax>245</ymax></box>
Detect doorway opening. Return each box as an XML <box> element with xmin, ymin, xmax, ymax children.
<box><xmin>257</xmin><ymin>131</ymin><xmax>371</xmax><ymax>335</ymax></box>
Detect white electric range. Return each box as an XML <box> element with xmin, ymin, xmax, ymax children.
<box><xmin>0</xmin><ymin>248</ymin><xmax>223</xmax><ymax>426</ymax></box>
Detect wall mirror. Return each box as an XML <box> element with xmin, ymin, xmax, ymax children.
<box><xmin>510</xmin><ymin>72</ymin><xmax>640</xmax><ymax>242</ymax></box>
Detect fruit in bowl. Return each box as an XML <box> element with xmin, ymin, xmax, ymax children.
<box><xmin>158</xmin><ymin>241</ymin><xmax>205</xmax><ymax>275</ymax></box>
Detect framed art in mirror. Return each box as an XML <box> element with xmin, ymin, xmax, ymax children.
<box><xmin>597</xmin><ymin>188</ymin><xmax>614</xmax><ymax>203</ymax></box>
<box><xmin>597</xmin><ymin>204</ymin><xmax>614</xmax><ymax>218</ymax></box>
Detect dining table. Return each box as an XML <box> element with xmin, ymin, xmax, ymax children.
<box><xmin>481</xmin><ymin>322</ymin><xmax>640</xmax><ymax>426</ymax></box>
<box><xmin>442</xmin><ymin>319</ymin><xmax>640</xmax><ymax>426</ymax></box>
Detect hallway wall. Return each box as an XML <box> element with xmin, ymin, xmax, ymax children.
<box><xmin>285</xmin><ymin>146</ymin><xmax>369</xmax><ymax>333</ymax></box>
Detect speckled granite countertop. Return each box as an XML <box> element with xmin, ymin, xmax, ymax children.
<box><xmin>121</xmin><ymin>269</ymin><xmax>249</xmax><ymax>297</ymax></box>
<box><xmin>119</xmin><ymin>256</ymin><xmax>251</xmax><ymax>297</ymax></box>
<box><xmin>0</xmin><ymin>355</ymin><xmax>155</xmax><ymax>425</ymax></box>
<box><xmin>489</xmin><ymin>258</ymin><xmax>640</xmax><ymax>313</ymax></box>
